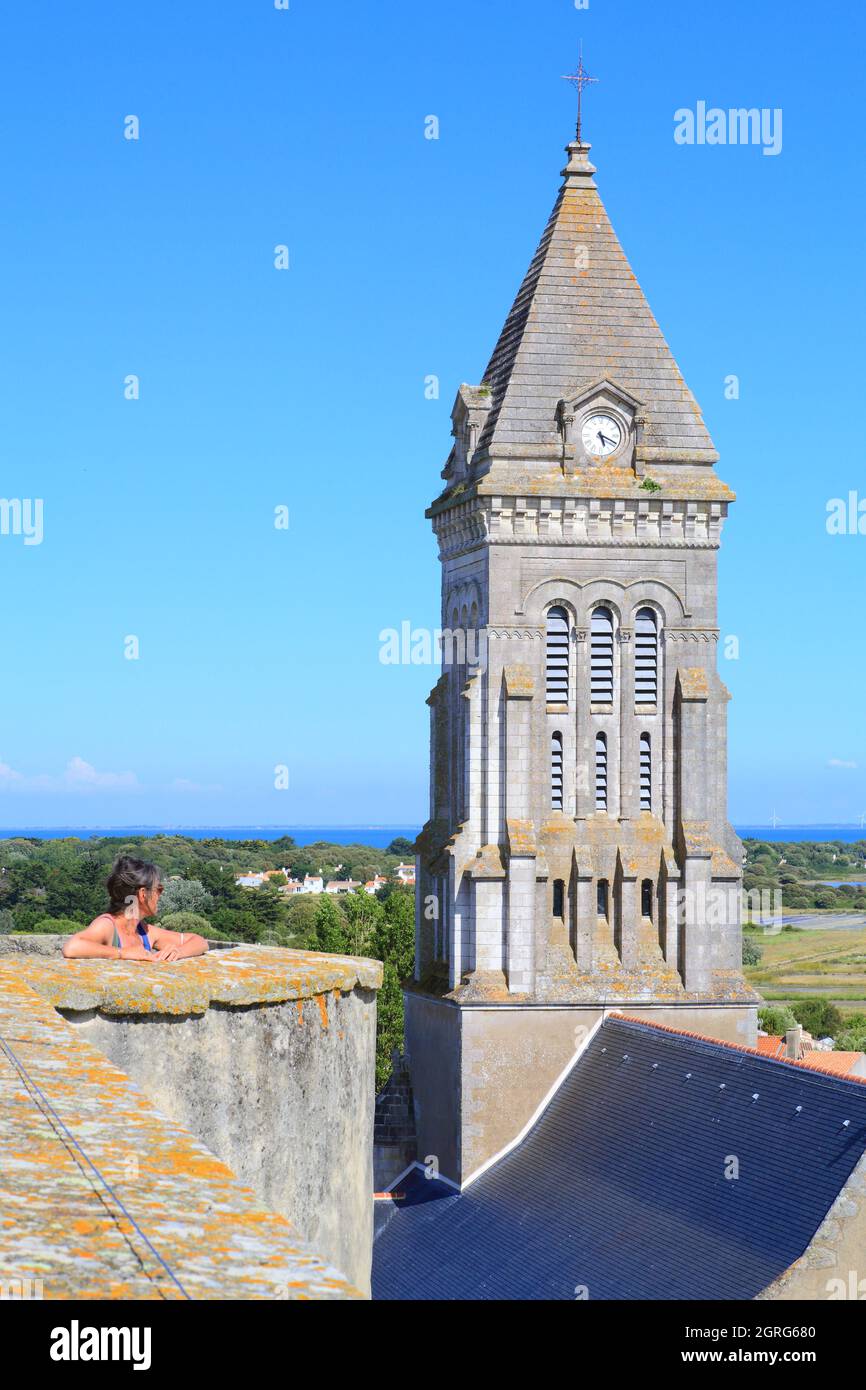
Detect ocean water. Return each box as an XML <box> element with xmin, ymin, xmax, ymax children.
<box><xmin>0</xmin><ymin>824</ymin><xmax>864</xmax><ymax>846</ymax></box>
<box><xmin>0</xmin><ymin>825</ymin><xmax>421</xmax><ymax>849</ymax></box>
<box><xmin>736</xmin><ymin>826</ymin><xmax>866</xmax><ymax>845</ymax></box>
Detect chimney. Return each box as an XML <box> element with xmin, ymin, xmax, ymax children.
<box><xmin>785</xmin><ymin>1026</ymin><xmax>803</xmax><ymax>1060</ymax></box>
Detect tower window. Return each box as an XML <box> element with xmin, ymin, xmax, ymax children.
<box><xmin>595</xmin><ymin>732</ymin><xmax>608</xmax><ymax>811</ymax></box>
<box><xmin>553</xmin><ymin>879</ymin><xmax>565</xmax><ymax>919</ymax></box>
<box><xmin>590</xmin><ymin>606</ymin><xmax>614</xmax><ymax>702</ymax></box>
<box><xmin>597</xmin><ymin>879</ymin><xmax>609</xmax><ymax>919</ymax></box>
<box><xmin>641</xmin><ymin>879</ymin><xmax>653</xmax><ymax>919</ymax></box>
<box><xmin>551</xmin><ymin>731</ymin><xmax>563</xmax><ymax>811</ymax></box>
<box><xmin>546</xmin><ymin>606</ymin><xmax>569</xmax><ymax>702</ymax></box>
<box><xmin>639</xmin><ymin>732</ymin><xmax>652</xmax><ymax>811</ymax></box>
<box><xmin>635</xmin><ymin>607</ymin><xmax>658</xmax><ymax>705</ymax></box>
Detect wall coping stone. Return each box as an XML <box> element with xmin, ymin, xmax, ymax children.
<box><xmin>3</xmin><ymin>945</ymin><xmax>383</xmax><ymax>1018</ymax></box>
<box><xmin>0</xmin><ymin>967</ymin><xmax>362</xmax><ymax>1299</ymax></box>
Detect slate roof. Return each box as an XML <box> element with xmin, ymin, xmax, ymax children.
<box><xmin>372</xmin><ymin>1015</ymin><xmax>866</xmax><ymax>1300</ymax></box>
<box><xmin>477</xmin><ymin>142</ymin><xmax>717</xmax><ymax>461</ymax></box>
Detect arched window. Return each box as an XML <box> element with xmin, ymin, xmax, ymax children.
<box><xmin>639</xmin><ymin>732</ymin><xmax>652</xmax><ymax>811</ymax></box>
<box><xmin>595</xmin><ymin>732</ymin><xmax>608</xmax><ymax>811</ymax></box>
<box><xmin>635</xmin><ymin>607</ymin><xmax>658</xmax><ymax>705</ymax></box>
<box><xmin>590</xmin><ymin>606</ymin><xmax>614</xmax><ymax>702</ymax></box>
<box><xmin>553</xmin><ymin>880</ymin><xmax>565</xmax><ymax>919</ymax></box>
<box><xmin>551</xmin><ymin>731</ymin><xmax>563</xmax><ymax>811</ymax></box>
<box><xmin>546</xmin><ymin>606</ymin><xmax>569</xmax><ymax>702</ymax></box>
<box><xmin>597</xmin><ymin>879</ymin><xmax>609</xmax><ymax>919</ymax></box>
<box><xmin>641</xmin><ymin>879</ymin><xmax>653</xmax><ymax>919</ymax></box>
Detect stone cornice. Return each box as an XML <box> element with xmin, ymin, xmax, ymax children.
<box><xmin>432</xmin><ymin>494</ymin><xmax>728</xmax><ymax>560</ymax></box>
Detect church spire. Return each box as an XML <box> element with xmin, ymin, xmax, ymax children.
<box><xmin>471</xmin><ymin>82</ymin><xmax>718</xmax><ymax>466</ymax></box>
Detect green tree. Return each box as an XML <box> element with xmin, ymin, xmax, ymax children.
<box><xmin>314</xmin><ymin>895</ymin><xmax>348</xmax><ymax>953</ymax></box>
<box><xmin>374</xmin><ymin>888</ymin><xmax>415</xmax><ymax>978</ymax></box>
<box><xmin>158</xmin><ymin>878</ymin><xmax>213</xmax><ymax>917</ymax></box>
<box><xmin>0</xmin><ymin>909</ymin><xmax>16</xmax><ymax>934</ymax></box>
<box><xmin>758</xmin><ymin>1004</ymin><xmax>798</xmax><ymax>1036</ymax></box>
<box><xmin>282</xmin><ymin>894</ymin><xmax>323</xmax><ymax>946</ymax></box>
<box><xmin>343</xmin><ymin>889</ymin><xmax>383</xmax><ymax>958</ymax></box>
<box><xmin>386</xmin><ymin>837</ymin><xmax>415</xmax><ymax>857</ymax></box>
<box><xmin>742</xmin><ymin>937</ymin><xmax>763</xmax><ymax>966</ymax></box>
<box><xmin>376</xmin><ymin>962</ymin><xmax>405</xmax><ymax>1090</ymax></box>
<box><xmin>159</xmin><ymin>911</ymin><xmax>212</xmax><ymax>937</ymax></box>
<box><xmin>791</xmin><ymin>999</ymin><xmax>843</xmax><ymax>1038</ymax></box>
<box><xmin>30</xmin><ymin>917</ymin><xmax>84</xmax><ymax>934</ymax></box>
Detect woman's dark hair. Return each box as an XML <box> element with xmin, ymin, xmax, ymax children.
<box><xmin>106</xmin><ymin>856</ymin><xmax>162</xmax><ymax>914</ymax></box>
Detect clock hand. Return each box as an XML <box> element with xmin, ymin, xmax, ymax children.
<box><xmin>599</xmin><ymin>432</ymin><xmax>615</xmax><ymax>448</ymax></box>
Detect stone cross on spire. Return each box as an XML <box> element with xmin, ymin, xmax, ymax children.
<box><xmin>561</xmin><ymin>45</ymin><xmax>598</xmax><ymax>144</ymax></box>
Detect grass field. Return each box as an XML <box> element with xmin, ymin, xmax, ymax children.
<box><xmin>745</xmin><ymin>926</ymin><xmax>866</xmax><ymax>1011</ymax></box>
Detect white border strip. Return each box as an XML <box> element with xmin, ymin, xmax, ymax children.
<box><xmin>460</xmin><ymin>1009</ymin><xmax>609</xmax><ymax>1191</ymax></box>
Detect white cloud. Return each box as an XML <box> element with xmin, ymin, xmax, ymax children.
<box><xmin>828</xmin><ymin>758</ymin><xmax>858</xmax><ymax>769</ymax></box>
<box><xmin>0</xmin><ymin>756</ymin><xmax>139</xmax><ymax>793</ymax></box>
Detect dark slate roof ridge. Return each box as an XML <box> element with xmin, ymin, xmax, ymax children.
<box><xmin>610</xmin><ymin>1012</ymin><xmax>866</xmax><ymax>1089</ymax></box>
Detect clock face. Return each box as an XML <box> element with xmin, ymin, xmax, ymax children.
<box><xmin>582</xmin><ymin>413</ymin><xmax>623</xmax><ymax>459</ymax></box>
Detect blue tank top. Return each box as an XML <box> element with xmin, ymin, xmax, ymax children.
<box><xmin>107</xmin><ymin>916</ymin><xmax>152</xmax><ymax>952</ymax></box>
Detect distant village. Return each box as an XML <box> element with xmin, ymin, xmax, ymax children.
<box><xmin>234</xmin><ymin>862</ymin><xmax>416</xmax><ymax>896</ymax></box>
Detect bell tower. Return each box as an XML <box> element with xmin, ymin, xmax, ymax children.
<box><xmin>407</xmin><ymin>119</ymin><xmax>758</xmax><ymax>1188</ymax></box>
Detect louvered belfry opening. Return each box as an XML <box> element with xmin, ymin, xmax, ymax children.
<box><xmin>635</xmin><ymin>607</ymin><xmax>658</xmax><ymax>706</ymax></box>
<box><xmin>590</xmin><ymin>606</ymin><xmax>614</xmax><ymax>702</ymax></box>
<box><xmin>595</xmin><ymin>732</ymin><xmax>608</xmax><ymax>811</ymax></box>
<box><xmin>551</xmin><ymin>731</ymin><xmax>563</xmax><ymax>810</ymax></box>
<box><xmin>639</xmin><ymin>732</ymin><xmax>652</xmax><ymax>811</ymax></box>
<box><xmin>545</xmin><ymin>605</ymin><xmax>569</xmax><ymax>702</ymax></box>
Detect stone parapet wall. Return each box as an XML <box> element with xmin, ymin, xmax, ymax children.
<box><xmin>5</xmin><ymin>945</ymin><xmax>382</xmax><ymax>1296</ymax></box>
<box><xmin>0</xmin><ymin>965</ymin><xmax>364</xmax><ymax>1299</ymax></box>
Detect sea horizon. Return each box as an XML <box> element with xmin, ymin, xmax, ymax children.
<box><xmin>1</xmin><ymin>823</ymin><xmax>865</xmax><ymax>847</ymax></box>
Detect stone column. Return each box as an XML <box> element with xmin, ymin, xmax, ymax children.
<box><xmin>615</xmin><ymin>849</ymin><xmax>639</xmax><ymax>971</ymax></box>
<box><xmin>659</xmin><ymin>849</ymin><xmax>681</xmax><ymax>973</ymax></box>
<box><xmin>502</xmin><ymin>666</ymin><xmax>537</xmax><ymax>992</ymax></box>
<box><xmin>572</xmin><ymin>847</ymin><xmax>595</xmax><ymax>971</ymax></box>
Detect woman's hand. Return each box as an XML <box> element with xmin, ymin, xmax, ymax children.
<box><xmin>153</xmin><ymin>944</ymin><xmax>181</xmax><ymax>962</ymax></box>
<box><xmin>119</xmin><ymin>944</ymin><xmax>154</xmax><ymax>961</ymax></box>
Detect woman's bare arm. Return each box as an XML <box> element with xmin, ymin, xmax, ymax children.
<box><xmin>62</xmin><ymin>920</ymin><xmax>152</xmax><ymax>961</ymax></box>
<box><xmin>148</xmin><ymin>928</ymin><xmax>209</xmax><ymax>962</ymax></box>
<box><xmin>62</xmin><ymin>921</ymin><xmax>118</xmax><ymax>959</ymax></box>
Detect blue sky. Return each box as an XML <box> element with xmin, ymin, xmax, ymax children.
<box><xmin>0</xmin><ymin>0</ymin><xmax>863</xmax><ymax>827</ymax></box>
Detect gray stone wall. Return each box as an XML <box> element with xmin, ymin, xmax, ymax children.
<box><xmin>407</xmin><ymin>994</ymin><xmax>757</xmax><ymax>1187</ymax></box>
<box><xmin>60</xmin><ymin>985</ymin><xmax>378</xmax><ymax>1296</ymax></box>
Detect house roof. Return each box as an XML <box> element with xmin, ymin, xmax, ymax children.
<box><xmin>372</xmin><ymin>1015</ymin><xmax>866</xmax><ymax>1301</ymax></box>
<box><xmin>798</xmin><ymin>1050</ymin><xmax>865</xmax><ymax>1077</ymax></box>
<box><xmin>476</xmin><ymin>141</ymin><xmax>717</xmax><ymax>463</ymax></box>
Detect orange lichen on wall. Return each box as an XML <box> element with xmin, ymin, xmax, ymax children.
<box><xmin>0</xmin><ymin>965</ymin><xmax>363</xmax><ymax>1300</ymax></box>
<box><xmin>9</xmin><ymin>944</ymin><xmax>382</xmax><ymax>1019</ymax></box>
